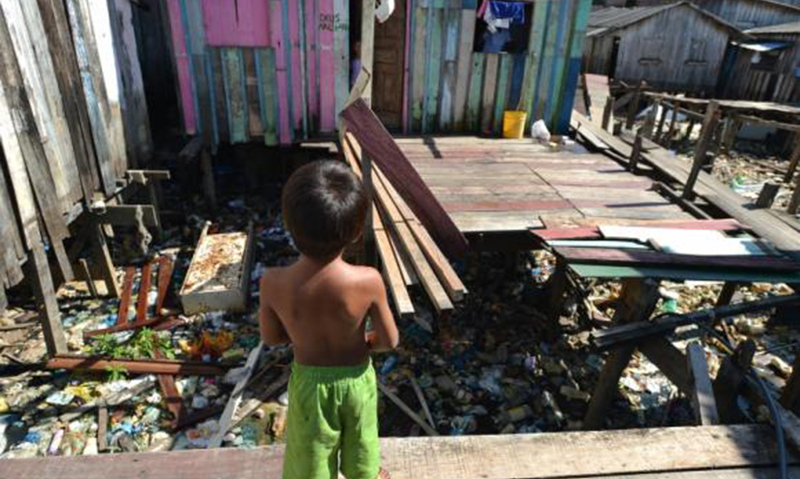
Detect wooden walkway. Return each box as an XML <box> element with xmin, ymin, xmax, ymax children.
<box><xmin>0</xmin><ymin>425</ymin><xmax>794</xmax><ymax>479</ymax></box>
<box><xmin>396</xmin><ymin>137</ymin><xmax>691</xmax><ymax>234</ymax></box>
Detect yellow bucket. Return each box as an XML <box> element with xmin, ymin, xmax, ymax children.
<box><xmin>502</xmin><ymin>110</ymin><xmax>528</xmax><ymax>139</ymax></box>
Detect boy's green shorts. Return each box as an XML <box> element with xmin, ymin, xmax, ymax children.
<box><xmin>282</xmin><ymin>360</ymin><xmax>380</xmax><ymax>479</ymax></box>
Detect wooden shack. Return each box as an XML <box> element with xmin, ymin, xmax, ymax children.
<box><xmin>162</xmin><ymin>0</ymin><xmax>592</xmax><ymax>147</ymax></box>
<box><xmin>692</xmin><ymin>0</ymin><xmax>800</xmax><ymax>30</ymax></box>
<box><xmin>0</xmin><ymin>0</ymin><xmax>152</xmax><ymax>349</ymax></box>
<box><xmin>722</xmin><ymin>20</ymin><xmax>800</xmax><ymax>103</ymax></box>
<box><xmin>584</xmin><ymin>1</ymin><xmax>746</xmax><ymax>93</ymax></box>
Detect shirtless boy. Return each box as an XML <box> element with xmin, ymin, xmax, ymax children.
<box><xmin>259</xmin><ymin>160</ymin><xmax>399</xmax><ymax>479</ymax></box>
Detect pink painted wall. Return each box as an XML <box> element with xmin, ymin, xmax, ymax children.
<box><xmin>202</xmin><ymin>0</ymin><xmax>271</xmax><ymax>47</ymax></box>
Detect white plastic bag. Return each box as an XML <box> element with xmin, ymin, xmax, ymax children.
<box><xmin>531</xmin><ymin>119</ymin><xmax>551</xmax><ymax>142</ymax></box>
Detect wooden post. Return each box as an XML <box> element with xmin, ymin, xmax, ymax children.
<box><xmin>714</xmin><ymin>340</ymin><xmax>756</xmax><ymax>423</ymax></box>
<box><xmin>788</xmin><ymin>173</ymin><xmax>800</xmax><ymax>215</ymax></box>
<box><xmin>625</xmin><ymin>81</ymin><xmax>644</xmax><ymax>130</ymax></box>
<box><xmin>720</xmin><ymin>117</ymin><xmax>740</xmax><ymax>154</ymax></box>
<box><xmin>78</xmin><ymin>258</ymin><xmax>98</xmax><ymax>298</ymax></box>
<box><xmin>683</xmin><ymin>119</ymin><xmax>696</xmax><ymax>143</ymax></box>
<box><xmin>546</xmin><ymin>258</ymin><xmax>570</xmax><ymax>325</ymax></box>
<box><xmin>360</xmin><ymin>0</ymin><xmax>375</xmax><ymax>106</ymax></box>
<box><xmin>784</xmin><ymin>134</ymin><xmax>800</xmax><ymax>183</ymax></box>
<box><xmin>628</xmin><ymin>130</ymin><xmax>643</xmax><ymax>173</ymax></box>
<box><xmin>91</xmin><ymin>222</ymin><xmax>120</xmax><ymax>298</ymax></box>
<box><xmin>641</xmin><ymin>98</ymin><xmax>659</xmax><ymax>139</ymax></box>
<box><xmin>666</xmin><ymin>100</ymin><xmax>679</xmax><ymax>148</ymax></box>
<box><xmin>755</xmin><ymin>183</ymin><xmax>780</xmax><ymax>209</ymax></box>
<box><xmin>200</xmin><ymin>148</ymin><xmax>217</xmax><ymax>211</ymax></box>
<box><xmin>686</xmin><ymin>341</ymin><xmax>719</xmax><ymax>425</ymax></box>
<box><xmin>655</xmin><ymin>100</ymin><xmax>668</xmax><ymax>142</ymax></box>
<box><xmin>682</xmin><ymin>101</ymin><xmax>719</xmax><ymax>201</ymax></box>
<box><xmin>601</xmin><ymin>96</ymin><xmax>614</xmax><ymax>132</ymax></box>
<box><xmin>584</xmin><ymin>279</ymin><xmax>660</xmax><ymax>429</ymax></box>
<box><xmin>28</xmin><ymin>241</ymin><xmax>68</xmax><ymax>356</ymax></box>
<box><xmin>781</xmin><ymin>359</ymin><xmax>800</xmax><ymax>415</ymax></box>
<box><xmin>716</xmin><ymin>282</ymin><xmax>740</xmax><ymax>307</ymax></box>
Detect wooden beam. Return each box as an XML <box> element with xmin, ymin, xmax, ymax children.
<box><xmin>92</xmin><ymin>205</ymin><xmax>158</xmax><ymax>227</ymax></box>
<box><xmin>46</xmin><ymin>355</ymin><xmax>229</xmax><ymax>376</ymax></box>
<box><xmin>683</xmin><ymin>101</ymin><xmax>719</xmax><ymax>201</ymax></box>
<box><xmin>378</xmin><ymin>382</ymin><xmax>438</xmax><ymax>437</ymax></box>
<box><xmin>789</xmin><ymin>173</ymin><xmax>800</xmax><ymax>215</ymax></box>
<box><xmin>91</xmin><ymin>223</ymin><xmax>120</xmax><ymax>298</ymax></box>
<box><xmin>200</xmin><ymin>148</ymin><xmax>217</xmax><ymax>211</ymax></box>
<box><xmin>641</xmin><ymin>98</ymin><xmax>659</xmax><ymax>139</ymax></box>
<box><xmin>625</xmin><ymin>81</ymin><xmax>644</xmax><ymax>130</ymax></box>
<box><xmin>686</xmin><ymin>341</ymin><xmax>719</xmax><ymax>425</ymax></box>
<box><xmin>639</xmin><ymin>338</ymin><xmax>692</xmax><ymax>395</ymax></box>
<box><xmin>785</xmin><ymin>134</ymin><xmax>800</xmax><ymax>183</ymax></box>
<box><xmin>654</xmin><ymin>99</ymin><xmax>667</xmax><ymax>141</ymax></box>
<box><xmin>359</xmin><ymin>0</ymin><xmax>375</xmax><ymax>106</ymax></box>
<box><xmin>715</xmin><ymin>282</ymin><xmax>740</xmax><ymax>307</ymax></box>
<box><xmin>584</xmin><ymin>279</ymin><xmax>660</xmax><ymax>429</ymax></box>
<box><xmin>28</xmin><ymin>241</ymin><xmax>68</xmax><ymax>356</ymax></box>
<box><xmin>0</xmin><ymin>425</ymin><xmax>792</xmax><ymax>479</ymax></box>
<box><xmin>714</xmin><ymin>340</ymin><xmax>756</xmax><ymax>424</ymax></box>
<box><xmin>629</xmin><ymin>130</ymin><xmax>642</xmax><ymax>173</ymax></box>
<box><xmin>210</xmin><ymin>343</ymin><xmax>264</xmax><ymax>447</ymax></box>
<box><xmin>77</xmin><ymin>258</ymin><xmax>98</xmax><ymax>298</ymax></box>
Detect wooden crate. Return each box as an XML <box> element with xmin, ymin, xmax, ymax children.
<box><xmin>179</xmin><ymin>225</ymin><xmax>254</xmax><ymax>314</ymax></box>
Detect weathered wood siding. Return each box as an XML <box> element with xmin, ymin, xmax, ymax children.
<box><xmin>724</xmin><ymin>33</ymin><xmax>800</xmax><ymax>103</ymax></box>
<box><xmin>592</xmin><ymin>4</ymin><xmax>732</xmax><ymax>93</ymax></box>
<box><xmin>694</xmin><ymin>0</ymin><xmax>800</xmax><ymax>29</ymax></box>
<box><xmin>583</xmin><ymin>34</ymin><xmax>616</xmax><ymax>76</ymax></box>
<box><xmin>0</xmin><ymin>0</ymin><xmax>148</xmax><ymax>294</ymax></box>
<box><xmin>165</xmin><ymin>0</ymin><xmax>349</xmax><ymax>147</ymax></box>
<box><xmin>406</xmin><ymin>0</ymin><xmax>592</xmax><ymax>135</ymax></box>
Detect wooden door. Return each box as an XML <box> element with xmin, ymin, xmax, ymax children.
<box><xmin>372</xmin><ymin>0</ymin><xmax>406</xmax><ymax>130</ymax></box>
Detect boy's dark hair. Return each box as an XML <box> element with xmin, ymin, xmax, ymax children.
<box><xmin>282</xmin><ymin>160</ymin><xmax>369</xmax><ymax>261</ymax></box>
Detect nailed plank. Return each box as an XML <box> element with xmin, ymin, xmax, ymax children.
<box><xmin>466</xmin><ymin>53</ymin><xmax>484</xmax><ymax>132</ymax></box>
<box><xmin>341</xmin><ymin>99</ymin><xmax>468</xmax><ymax>258</ymax></box>
<box><xmin>481</xmin><ymin>53</ymin><xmax>499</xmax><ymax>134</ymax></box>
<box><xmin>453</xmin><ymin>8</ymin><xmax>475</xmax><ymax>130</ymax></box>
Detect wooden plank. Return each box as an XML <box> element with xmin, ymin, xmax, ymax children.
<box><xmin>480</xmin><ymin>54</ymin><xmax>499</xmax><ymax>135</ymax></box>
<box><xmin>36</xmin><ymin>0</ymin><xmax>97</xmax><ymax>201</ymax></box>
<box><xmin>543</xmin><ymin>0</ymin><xmax>572</xmax><ymax>127</ymax></box>
<box><xmin>243</xmin><ymin>49</ymin><xmax>263</xmax><ymax>137</ymax></box>
<box><xmin>422</xmin><ymin>8</ymin><xmax>443</xmax><ymax>133</ymax></box>
<box><xmin>533</xmin><ymin>0</ymin><xmax>558</xmax><ymax>123</ymax></box>
<box><xmin>452</xmin><ymin>8</ymin><xmax>475</xmax><ymax>131</ymax></box>
<box><xmin>555</xmin><ymin>247</ymin><xmax>796</xmax><ymax>271</ymax></box>
<box><xmin>686</xmin><ymin>341</ymin><xmax>720</xmax><ymax>426</ymax></box>
<box><xmin>116</xmin><ymin>267</ymin><xmax>136</xmax><ymax>325</ymax></box>
<box><xmin>438</xmin><ymin>6</ymin><xmax>459</xmax><ymax>131</ymax></box>
<box><xmin>378</xmin><ymin>381</ymin><xmax>439</xmax><ymax>436</ymax></box>
<box><xmin>135</xmin><ymin>260</ymin><xmax>153</xmax><ymax>323</ymax></box>
<box><xmin>683</xmin><ymin>101</ymin><xmax>719</xmax><ymax>200</ymax></box>
<box><xmin>519</xmin><ymin>0</ymin><xmax>549</xmax><ymax>118</ymax></box>
<box><xmin>359</xmin><ymin>0</ymin><xmax>374</xmax><ymax>106</ymax></box>
<box><xmin>410</xmin><ymin>6</ymin><xmax>427</xmax><ymax>132</ymax></box>
<box><xmin>46</xmin><ymin>355</ymin><xmax>229</xmax><ymax>376</ymax></box>
<box><xmin>341</xmin><ymin>99</ymin><xmax>469</xmax><ymax>258</ymax></box>
<box><xmin>0</xmin><ymin>425</ymin><xmax>793</xmax><ymax>479</ymax></box>
<box><xmin>91</xmin><ymin>223</ymin><xmax>120</xmax><ymax>298</ymax></box>
<box><xmin>465</xmin><ymin>53</ymin><xmax>484</xmax><ymax>132</ymax></box>
<box><xmin>28</xmin><ymin>241</ymin><xmax>68</xmax><ymax>356</ymax></box>
<box><xmin>258</xmin><ymin>49</ymin><xmax>279</xmax><ymax>146</ymax></box>
<box><xmin>210</xmin><ymin>343</ymin><xmax>264</xmax><ymax>447</ymax></box>
<box><xmin>222</xmin><ymin>48</ymin><xmax>247</xmax><ymax>143</ymax></box>
<box><xmin>269</xmin><ymin>0</ymin><xmax>291</xmax><ymax>142</ymax></box>
<box><xmin>155</xmin><ymin>255</ymin><xmax>174</xmax><ymax>317</ymax></box>
<box><xmin>492</xmin><ymin>54</ymin><xmax>512</xmax><ymax>136</ymax></box>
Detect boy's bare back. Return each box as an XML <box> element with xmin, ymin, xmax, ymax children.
<box><xmin>260</xmin><ymin>255</ymin><xmax>397</xmax><ymax>366</ymax></box>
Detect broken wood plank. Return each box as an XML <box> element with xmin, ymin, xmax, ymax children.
<box><xmin>46</xmin><ymin>355</ymin><xmax>229</xmax><ymax>376</ymax></box>
<box><xmin>91</xmin><ymin>223</ymin><xmax>120</xmax><ymax>298</ymax></box>
<box><xmin>341</xmin><ymin>99</ymin><xmax>468</xmax><ymax>258</ymax></box>
<box><xmin>410</xmin><ymin>375</ymin><xmax>435</xmax><ymax>430</ymax></box>
<box><xmin>28</xmin><ymin>241</ymin><xmax>68</xmax><ymax>355</ymax></box>
<box><xmin>686</xmin><ymin>341</ymin><xmax>720</xmax><ymax>425</ymax></box>
<box><xmin>135</xmin><ymin>259</ymin><xmax>153</xmax><ymax>323</ymax></box>
<box><xmin>97</xmin><ymin>404</ymin><xmax>108</xmax><ymax>452</ymax></box>
<box><xmin>210</xmin><ymin>343</ymin><xmax>264</xmax><ymax>447</ymax></box>
<box><xmin>378</xmin><ymin>381</ymin><xmax>438</xmax><ymax>437</ymax></box>
<box><xmin>756</xmin><ymin>183</ymin><xmax>781</xmax><ymax>209</ymax></box>
<box><xmin>554</xmin><ymin>247</ymin><xmax>797</xmax><ymax>272</ymax></box>
<box><xmin>92</xmin><ymin>205</ymin><xmax>158</xmax><ymax>227</ymax></box>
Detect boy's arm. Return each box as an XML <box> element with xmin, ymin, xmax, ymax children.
<box><xmin>259</xmin><ymin>273</ymin><xmax>290</xmax><ymax>346</ymax></box>
<box><xmin>365</xmin><ymin>270</ymin><xmax>399</xmax><ymax>352</ymax></box>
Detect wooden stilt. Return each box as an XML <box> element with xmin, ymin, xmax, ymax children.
<box><xmin>666</xmin><ymin>100</ymin><xmax>679</xmax><ymax>148</ymax></box>
<box><xmin>641</xmin><ymin>98</ymin><xmax>658</xmax><ymax>139</ymax></box>
<box><xmin>546</xmin><ymin>259</ymin><xmax>570</xmax><ymax>324</ymax></box>
<box><xmin>200</xmin><ymin>148</ymin><xmax>217</xmax><ymax>211</ymax></box>
<box><xmin>716</xmin><ymin>282</ymin><xmax>740</xmax><ymax>307</ymax></box>
<box><xmin>714</xmin><ymin>340</ymin><xmax>756</xmax><ymax>423</ymax></box>
<box><xmin>788</xmin><ymin>172</ymin><xmax>800</xmax><ymax>215</ymax></box>
<box><xmin>91</xmin><ymin>223</ymin><xmax>120</xmax><ymax>298</ymax></box>
<box><xmin>784</xmin><ymin>134</ymin><xmax>800</xmax><ymax>183</ymax></box>
<box><xmin>755</xmin><ymin>183</ymin><xmax>780</xmax><ymax>209</ymax></box>
<box><xmin>639</xmin><ymin>338</ymin><xmax>692</xmax><ymax>394</ymax></box>
<box><xmin>78</xmin><ymin>258</ymin><xmax>98</xmax><ymax>298</ymax></box>
<box><xmin>625</xmin><ymin>81</ymin><xmax>644</xmax><ymax>130</ymax></box>
<box><xmin>601</xmin><ymin>96</ymin><xmax>614</xmax><ymax>132</ymax></box>
<box><xmin>683</xmin><ymin>101</ymin><xmax>719</xmax><ymax>201</ymax></box>
<box><xmin>584</xmin><ymin>279</ymin><xmax>660</xmax><ymax>429</ymax></box>
<box><xmin>629</xmin><ymin>130</ymin><xmax>643</xmax><ymax>173</ymax></box>
<box><xmin>654</xmin><ymin>99</ymin><xmax>668</xmax><ymax>142</ymax></box>
<box><xmin>686</xmin><ymin>341</ymin><xmax>719</xmax><ymax>425</ymax></box>
<box><xmin>28</xmin><ymin>241</ymin><xmax>67</xmax><ymax>356</ymax></box>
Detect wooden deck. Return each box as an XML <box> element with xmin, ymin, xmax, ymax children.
<box><xmin>396</xmin><ymin>137</ymin><xmax>692</xmax><ymax>234</ymax></box>
<box><xmin>0</xmin><ymin>425</ymin><xmax>795</xmax><ymax>479</ymax></box>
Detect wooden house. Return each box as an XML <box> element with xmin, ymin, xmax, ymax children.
<box><xmin>721</xmin><ymin>20</ymin><xmax>800</xmax><ymax>103</ymax></box>
<box><xmin>162</xmin><ymin>0</ymin><xmax>592</xmax><ymax>148</ymax></box>
<box><xmin>692</xmin><ymin>0</ymin><xmax>800</xmax><ymax>30</ymax></box>
<box><xmin>583</xmin><ymin>1</ymin><xmax>747</xmax><ymax>93</ymax></box>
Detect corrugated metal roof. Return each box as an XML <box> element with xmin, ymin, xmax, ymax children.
<box><xmin>587</xmin><ymin>1</ymin><xmax>748</xmax><ymax>38</ymax></box>
<box><xmin>746</xmin><ymin>20</ymin><xmax>800</xmax><ymax>34</ymax></box>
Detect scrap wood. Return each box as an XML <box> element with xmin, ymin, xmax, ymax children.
<box><xmin>341</xmin><ymin>136</ymin><xmax>415</xmax><ymax>318</ymax></box>
<box><xmin>554</xmin><ymin>247</ymin><xmax>799</xmax><ymax>271</ymax></box>
<box><xmin>97</xmin><ymin>405</ymin><xmax>108</xmax><ymax>452</ymax></box>
<box><xmin>155</xmin><ymin>254</ymin><xmax>174</xmax><ymax>316</ymax></box>
<box><xmin>230</xmin><ymin>368</ymin><xmax>291</xmax><ymax>430</ymax></box>
<box><xmin>340</xmin><ymin>99</ymin><xmax>468</xmax><ymax>258</ymax></box>
<box><xmin>46</xmin><ymin>355</ymin><xmax>230</xmax><ymax>376</ymax></box>
<box><xmin>345</xmin><ymin>133</ymin><xmax>459</xmax><ymax>312</ymax></box>
<box><xmin>377</xmin><ymin>382</ymin><xmax>438</xmax><ymax>436</ymax></box>
<box><xmin>591</xmin><ymin>294</ymin><xmax>800</xmax><ymax>350</ymax></box>
<box><xmin>686</xmin><ymin>341</ymin><xmax>720</xmax><ymax>426</ymax></box>
<box><xmin>117</xmin><ymin>267</ymin><xmax>136</xmax><ymax>325</ymax></box>
<box><xmin>135</xmin><ymin>259</ymin><xmax>154</xmax><ymax>323</ymax></box>
<box><xmin>409</xmin><ymin>376</ymin><xmax>435</xmax><ymax>429</ymax></box>
<box><xmin>209</xmin><ymin>343</ymin><xmax>265</xmax><ymax>447</ymax></box>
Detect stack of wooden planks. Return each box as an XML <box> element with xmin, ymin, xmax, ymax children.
<box><xmin>341</xmin><ymin>132</ymin><xmax>466</xmax><ymax>324</ymax></box>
